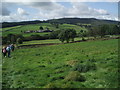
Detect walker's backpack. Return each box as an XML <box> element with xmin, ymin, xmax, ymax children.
<box><xmin>3</xmin><ymin>49</ymin><xmax>6</xmax><ymax>53</ymax></box>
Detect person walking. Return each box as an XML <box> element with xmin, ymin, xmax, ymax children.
<box><xmin>9</xmin><ymin>44</ymin><xmax>15</xmax><ymax>51</ymax></box>
<box><xmin>6</xmin><ymin>45</ymin><xmax>11</xmax><ymax>57</ymax></box>
<box><xmin>10</xmin><ymin>44</ymin><xmax>15</xmax><ymax>51</ymax></box>
<box><xmin>2</xmin><ymin>46</ymin><xmax>7</xmax><ymax>57</ymax></box>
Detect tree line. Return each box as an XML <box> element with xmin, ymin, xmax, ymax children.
<box><xmin>2</xmin><ymin>34</ymin><xmax>50</xmax><ymax>45</ymax></box>
<box><xmin>53</xmin><ymin>24</ymin><xmax>120</xmax><ymax>43</ymax></box>
<box><xmin>89</xmin><ymin>24</ymin><xmax>120</xmax><ymax>38</ymax></box>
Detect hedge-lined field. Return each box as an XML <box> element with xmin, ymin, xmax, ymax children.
<box><xmin>2</xmin><ymin>23</ymin><xmax>87</xmax><ymax>37</ymax></box>
<box><xmin>20</xmin><ymin>37</ymin><xmax>90</xmax><ymax>46</ymax></box>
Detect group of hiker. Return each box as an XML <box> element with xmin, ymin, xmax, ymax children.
<box><xmin>2</xmin><ymin>44</ymin><xmax>15</xmax><ymax>58</ymax></box>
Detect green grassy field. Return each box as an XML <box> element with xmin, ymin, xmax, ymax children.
<box><xmin>20</xmin><ymin>37</ymin><xmax>88</xmax><ymax>46</ymax></box>
<box><xmin>2</xmin><ymin>23</ymin><xmax>87</xmax><ymax>37</ymax></box>
<box><xmin>2</xmin><ymin>39</ymin><xmax>118</xmax><ymax>88</ymax></box>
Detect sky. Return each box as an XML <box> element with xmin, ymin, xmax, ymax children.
<box><xmin>0</xmin><ymin>0</ymin><xmax>119</xmax><ymax>22</ymax></box>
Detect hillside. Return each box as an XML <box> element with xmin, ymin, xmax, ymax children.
<box><xmin>2</xmin><ymin>23</ymin><xmax>87</xmax><ymax>37</ymax></box>
<box><xmin>2</xmin><ymin>39</ymin><xmax>118</xmax><ymax>88</ymax></box>
<box><xmin>1</xmin><ymin>18</ymin><xmax>118</xmax><ymax>28</ymax></box>
<box><xmin>48</xmin><ymin>18</ymin><xmax>118</xmax><ymax>25</ymax></box>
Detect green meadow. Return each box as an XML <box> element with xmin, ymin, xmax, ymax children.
<box><xmin>2</xmin><ymin>39</ymin><xmax>118</xmax><ymax>88</ymax></box>
<box><xmin>20</xmin><ymin>37</ymin><xmax>89</xmax><ymax>46</ymax></box>
<box><xmin>2</xmin><ymin>23</ymin><xmax>87</xmax><ymax>37</ymax></box>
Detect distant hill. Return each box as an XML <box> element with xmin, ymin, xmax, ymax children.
<box><xmin>1</xmin><ymin>18</ymin><xmax>118</xmax><ymax>28</ymax></box>
<box><xmin>1</xmin><ymin>20</ymin><xmax>43</xmax><ymax>28</ymax></box>
<box><xmin>47</xmin><ymin>18</ymin><xmax>118</xmax><ymax>25</ymax></box>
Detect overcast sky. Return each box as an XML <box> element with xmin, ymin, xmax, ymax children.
<box><xmin>1</xmin><ymin>0</ymin><xmax>119</xmax><ymax>22</ymax></box>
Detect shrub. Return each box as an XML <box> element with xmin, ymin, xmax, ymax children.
<box><xmin>23</xmin><ymin>34</ymin><xmax>50</xmax><ymax>41</ymax></box>
<box><xmin>44</xmin><ymin>83</ymin><xmax>58</xmax><ymax>88</ymax></box>
<box><xmin>66</xmin><ymin>60</ymin><xmax>79</xmax><ymax>67</ymax></box>
<box><xmin>71</xmin><ymin>62</ymin><xmax>96</xmax><ymax>72</ymax></box>
<box><xmin>78</xmin><ymin>30</ymin><xmax>87</xmax><ymax>41</ymax></box>
<box><xmin>62</xmin><ymin>82</ymin><xmax>75</xmax><ymax>88</ymax></box>
<box><xmin>39</xmin><ymin>26</ymin><xmax>43</xmax><ymax>30</ymax></box>
<box><xmin>64</xmin><ymin>71</ymin><xmax>86</xmax><ymax>82</ymax></box>
<box><xmin>62</xmin><ymin>81</ymin><xmax>86</xmax><ymax>88</ymax></box>
<box><xmin>30</xmin><ymin>35</ymin><xmax>41</xmax><ymax>40</ymax></box>
<box><xmin>2</xmin><ymin>34</ymin><xmax>24</xmax><ymax>44</ymax></box>
<box><xmin>49</xmin><ymin>30</ymin><xmax>61</xmax><ymax>39</ymax></box>
<box><xmin>54</xmin><ymin>69</ymin><xmax>64</xmax><ymax>74</ymax></box>
<box><xmin>50</xmin><ymin>76</ymin><xmax>64</xmax><ymax>81</ymax></box>
<box><xmin>16</xmin><ymin>38</ymin><xmax>23</xmax><ymax>44</ymax></box>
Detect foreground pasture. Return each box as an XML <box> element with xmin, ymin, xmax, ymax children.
<box><xmin>2</xmin><ymin>39</ymin><xmax>118</xmax><ymax>88</ymax></box>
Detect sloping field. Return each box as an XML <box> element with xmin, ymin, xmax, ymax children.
<box><xmin>2</xmin><ymin>23</ymin><xmax>87</xmax><ymax>37</ymax></box>
<box><xmin>2</xmin><ymin>39</ymin><xmax>118</xmax><ymax>88</ymax></box>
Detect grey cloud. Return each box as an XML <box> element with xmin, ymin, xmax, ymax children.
<box><xmin>70</xmin><ymin>2</ymin><xmax>109</xmax><ymax>16</ymax></box>
<box><xmin>0</xmin><ymin>5</ymin><xmax>11</xmax><ymax>16</ymax></box>
<box><xmin>1</xmin><ymin>1</ymin><xmax>115</xmax><ymax>22</ymax></box>
<box><xmin>25</xmin><ymin>2</ymin><xmax>64</xmax><ymax>11</ymax></box>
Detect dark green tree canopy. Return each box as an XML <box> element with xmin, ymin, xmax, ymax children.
<box><xmin>17</xmin><ymin>38</ymin><xmax>23</xmax><ymax>44</ymax></box>
<box><xmin>58</xmin><ymin>29</ymin><xmax>76</xmax><ymax>43</ymax></box>
<box><xmin>40</xmin><ymin>26</ymin><xmax>44</xmax><ymax>30</ymax></box>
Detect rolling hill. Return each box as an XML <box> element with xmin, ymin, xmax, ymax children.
<box><xmin>48</xmin><ymin>18</ymin><xmax>118</xmax><ymax>25</ymax></box>
<box><xmin>2</xmin><ymin>23</ymin><xmax>87</xmax><ymax>37</ymax></box>
<box><xmin>1</xmin><ymin>18</ymin><xmax>118</xmax><ymax>28</ymax></box>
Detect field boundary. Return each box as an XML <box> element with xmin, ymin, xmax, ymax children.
<box><xmin>17</xmin><ymin>43</ymin><xmax>62</xmax><ymax>48</ymax></box>
<box><xmin>17</xmin><ymin>37</ymin><xmax>120</xmax><ymax>49</ymax></box>
<box><xmin>2</xmin><ymin>26</ymin><xmax>22</xmax><ymax>32</ymax></box>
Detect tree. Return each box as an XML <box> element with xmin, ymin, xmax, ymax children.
<box><xmin>112</xmin><ymin>24</ymin><xmax>120</xmax><ymax>35</ymax></box>
<box><xmin>58</xmin><ymin>31</ymin><xmax>65</xmax><ymax>43</ymax></box>
<box><xmin>64</xmin><ymin>29</ymin><xmax>71</xmax><ymax>43</ymax></box>
<box><xmin>99</xmin><ymin>24</ymin><xmax>109</xmax><ymax>38</ymax></box>
<box><xmin>2</xmin><ymin>36</ymin><xmax>8</xmax><ymax>44</ymax></box>
<box><xmin>78</xmin><ymin>30</ymin><xmax>87</xmax><ymax>41</ymax></box>
<box><xmin>7</xmin><ymin>34</ymin><xmax>16</xmax><ymax>44</ymax></box>
<box><xmin>49</xmin><ymin>30</ymin><xmax>61</xmax><ymax>39</ymax></box>
<box><xmin>11</xmin><ymin>35</ymin><xmax>16</xmax><ymax>44</ymax></box>
<box><xmin>2</xmin><ymin>34</ymin><xmax>24</xmax><ymax>44</ymax></box>
<box><xmin>105</xmin><ymin>25</ymin><xmax>113</xmax><ymax>35</ymax></box>
<box><xmin>69</xmin><ymin>29</ymin><xmax>77</xmax><ymax>42</ymax></box>
<box><xmin>40</xmin><ymin>26</ymin><xmax>44</xmax><ymax>30</ymax></box>
<box><xmin>89</xmin><ymin>27</ymin><xmax>99</xmax><ymax>38</ymax></box>
<box><xmin>17</xmin><ymin>38</ymin><xmax>23</xmax><ymax>44</ymax></box>
<box><xmin>15</xmin><ymin>34</ymin><xmax>24</xmax><ymax>40</ymax></box>
<box><xmin>58</xmin><ymin>29</ymin><xmax>76</xmax><ymax>43</ymax></box>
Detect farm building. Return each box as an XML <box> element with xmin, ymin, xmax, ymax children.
<box><xmin>24</xmin><ymin>29</ymin><xmax>53</xmax><ymax>33</ymax></box>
